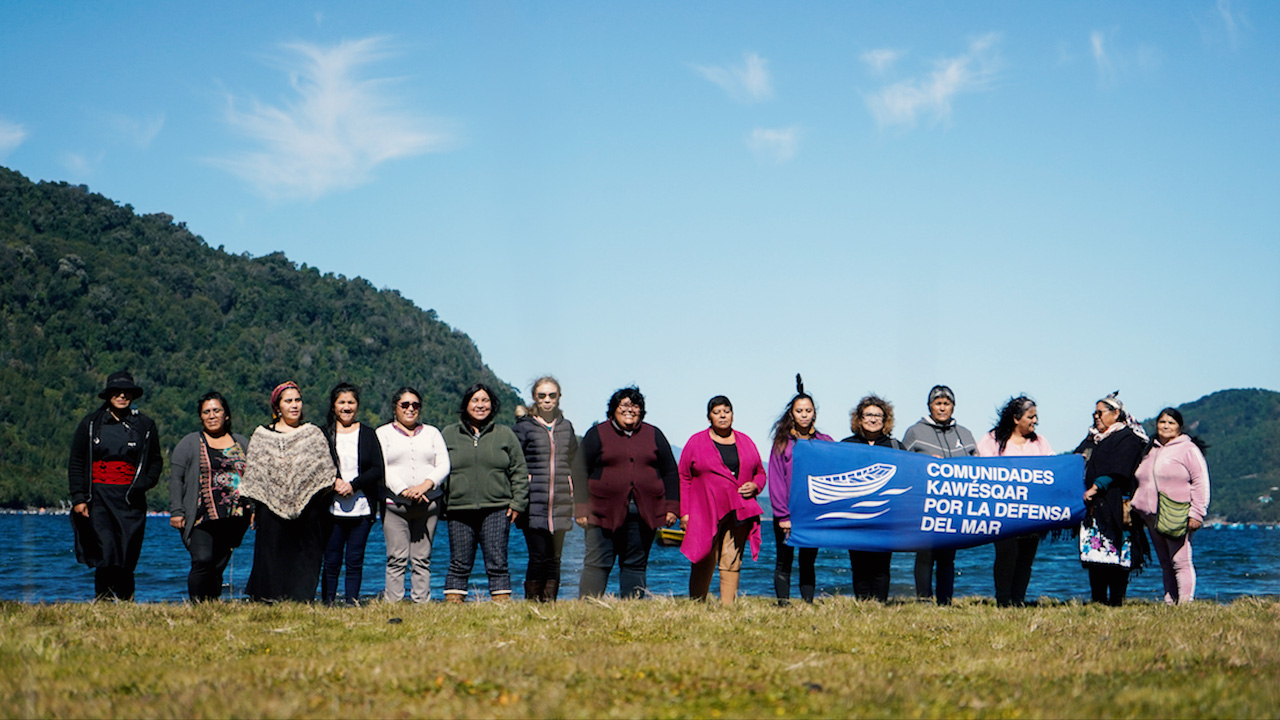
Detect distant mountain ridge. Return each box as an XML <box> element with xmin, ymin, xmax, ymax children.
<box><xmin>0</xmin><ymin>166</ymin><xmax>519</xmax><ymax>509</ymax></box>
<box><xmin>1139</xmin><ymin>388</ymin><xmax>1280</xmax><ymax>524</ymax></box>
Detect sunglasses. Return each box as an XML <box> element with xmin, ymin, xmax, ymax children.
<box><xmin>398</xmin><ymin>401</ymin><xmax>422</xmax><ymax>410</ymax></box>
<box><xmin>536</xmin><ymin>392</ymin><xmax>559</xmax><ymax>400</ymax></box>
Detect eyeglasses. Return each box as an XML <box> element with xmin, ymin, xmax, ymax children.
<box><xmin>536</xmin><ymin>392</ymin><xmax>559</xmax><ymax>400</ymax></box>
<box><xmin>617</xmin><ymin>403</ymin><xmax>641</xmax><ymax>414</ymax></box>
<box><xmin>399</xmin><ymin>401</ymin><xmax>422</xmax><ymax>410</ymax></box>
<box><xmin>862</xmin><ymin>413</ymin><xmax>885</xmax><ymax>420</ymax></box>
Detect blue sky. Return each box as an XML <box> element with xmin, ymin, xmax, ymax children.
<box><xmin>3</xmin><ymin>1</ymin><xmax>1277</xmax><ymax>461</ymax></box>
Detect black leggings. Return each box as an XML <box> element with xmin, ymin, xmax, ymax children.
<box><xmin>187</xmin><ymin>517</ymin><xmax>250</xmax><ymax>601</ymax></box>
<box><xmin>522</xmin><ymin>527</ymin><xmax>567</xmax><ymax>582</ymax></box>
<box><xmin>849</xmin><ymin>550</ymin><xmax>892</xmax><ymax>602</ymax></box>
<box><xmin>772</xmin><ymin>521</ymin><xmax>817</xmax><ymax>602</ymax></box>
<box><xmin>1088</xmin><ymin>564</ymin><xmax>1130</xmax><ymax>606</ymax></box>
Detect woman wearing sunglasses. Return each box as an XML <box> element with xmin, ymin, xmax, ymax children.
<box><xmin>375</xmin><ymin>387</ymin><xmax>450</xmax><ymax>603</ymax></box>
<box><xmin>512</xmin><ymin>376</ymin><xmax>578</xmax><ymax>601</ymax></box>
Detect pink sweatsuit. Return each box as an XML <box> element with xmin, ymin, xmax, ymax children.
<box><xmin>1133</xmin><ymin>434</ymin><xmax>1211</xmax><ymax>604</ymax></box>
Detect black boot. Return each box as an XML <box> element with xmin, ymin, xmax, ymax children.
<box><xmin>524</xmin><ymin>580</ymin><xmax>544</xmax><ymax>602</ymax></box>
<box><xmin>799</xmin><ymin>584</ymin><xmax>815</xmax><ymax>604</ymax></box>
<box><xmin>543</xmin><ymin>579</ymin><xmax>559</xmax><ymax>602</ymax></box>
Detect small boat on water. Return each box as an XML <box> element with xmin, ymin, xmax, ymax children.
<box><xmin>656</xmin><ymin>527</ymin><xmax>685</xmax><ymax>547</ymax></box>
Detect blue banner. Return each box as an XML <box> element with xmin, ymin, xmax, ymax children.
<box><xmin>789</xmin><ymin>440</ymin><xmax>1085</xmax><ymax>552</ymax></box>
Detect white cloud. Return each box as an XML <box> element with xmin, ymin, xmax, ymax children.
<box><xmin>59</xmin><ymin>150</ymin><xmax>104</xmax><ymax>178</ymax></box>
<box><xmin>1090</xmin><ymin>29</ymin><xmax>1112</xmax><ymax>80</ymax></box>
<box><xmin>865</xmin><ymin>33</ymin><xmax>999</xmax><ymax>129</ymax></box>
<box><xmin>212</xmin><ymin>37</ymin><xmax>450</xmax><ymax>200</ymax></box>
<box><xmin>861</xmin><ymin>48</ymin><xmax>904</xmax><ymax>75</ymax></box>
<box><xmin>1218</xmin><ymin>0</ymin><xmax>1241</xmax><ymax>49</ymax></box>
<box><xmin>746</xmin><ymin>126</ymin><xmax>800</xmax><ymax>163</ymax></box>
<box><xmin>0</xmin><ymin>117</ymin><xmax>27</xmax><ymax>157</ymax></box>
<box><xmin>1089</xmin><ymin>28</ymin><xmax>1162</xmax><ymax>85</ymax></box>
<box><xmin>693</xmin><ymin>52</ymin><xmax>773</xmax><ymax>103</ymax></box>
<box><xmin>106</xmin><ymin>113</ymin><xmax>165</xmax><ymax>148</ymax></box>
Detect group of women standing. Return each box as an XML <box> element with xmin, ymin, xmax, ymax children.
<box><xmin>765</xmin><ymin>383</ymin><xmax>1212</xmax><ymax>607</ymax></box>
<box><xmin>70</xmin><ymin>372</ymin><xmax>1211</xmax><ymax>606</ymax></box>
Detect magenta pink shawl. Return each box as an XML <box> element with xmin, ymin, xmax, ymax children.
<box><xmin>678</xmin><ymin>428</ymin><xmax>766</xmax><ymax>564</ymax></box>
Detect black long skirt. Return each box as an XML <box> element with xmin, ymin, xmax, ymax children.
<box><xmin>71</xmin><ymin>484</ymin><xmax>146</xmax><ymax>570</ymax></box>
<box><xmin>245</xmin><ymin>492</ymin><xmax>332</xmax><ymax>603</ymax></box>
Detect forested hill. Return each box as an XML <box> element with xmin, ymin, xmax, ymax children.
<box><xmin>0</xmin><ymin>166</ymin><xmax>519</xmax><ymax>509</ymax></box>
<box><xmin>1139</xmin><ymin>388</ymin><xmax>1280</xmax><ymax>524</ymax></box>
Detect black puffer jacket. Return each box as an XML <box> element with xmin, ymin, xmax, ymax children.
<box><xmin>512</xmin><ymin>412</ymin><xmax>578</xmax><ymax>533</ymax></box>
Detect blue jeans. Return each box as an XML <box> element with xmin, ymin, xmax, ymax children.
<box><xmin>322</xmin><ymin>515</ymin><xmax>374</xmax><ymax>604</ymax></box>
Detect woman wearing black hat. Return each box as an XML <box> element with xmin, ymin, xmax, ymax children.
<box><xmin>67</xmin><ymin>371</ymin><xmax>164</xmax><ymax>600</ymax></box>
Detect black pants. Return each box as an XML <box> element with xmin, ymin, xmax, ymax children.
<box><xmin>94</xmin><ymin>568</ymin><xmax>135</xmax><ymax>601</ymax></box>
<box><xmin>580</xmin><ymin>507</ymin><xmax>655</xmax><ymax>599</ymax></box>
<box><xmin>187</xmin><ymin>516</ymin><xmax>250</xmax><ymax>602</ymax></box>
<box><xmin>914</xmin><ymin>549</ymin><xmax>956</xmax><ymax>605</ymax></box>
<box><xmin>445</xmin><ymin>508</ymin><xmax>512</xmax><ymax>596</ymax></box>
<box><xmin>993</xmin><ymin>534</ymin><xmax>1040</xmax><ymax>607</ymax></box>
<box><xmin>322</xmin><ymin>515</ymin><xmax>375</xmax><ymax>604</ymax></box>
<box><xmin>1088</xmin><ymin>564</ymin><xmax>1130</xmax><ymax>606</ymax></box>
<box><xmin>773</xmin><ymin>521</ymin><xmax>817</xmax><ymax>602</ymax></box>
<box><xmin>522</xmin><ymin>527</ymin><xmax>567</xmax><ymax>583</ymax></box>
<box><xmin>849</xmin><ymin>550</ymin><xmax>892</xmax><ymax>602</ymax></box>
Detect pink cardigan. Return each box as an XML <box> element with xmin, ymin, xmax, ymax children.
<box><xmin>975</xmin><ymin>431</ymin><xmax>1054</xmax><ymax>457</ymax></box>
<box><xmin>1133</xmin><ymin>434</ymin><xmax>1211</xmax><ymax>522</ymax></box>
<box><xmin>678</xmin><ymin>428</ymin><xmax>766</xmax><ymax>564</ymax></box>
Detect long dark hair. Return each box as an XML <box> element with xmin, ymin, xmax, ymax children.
<box><xmin>771</xmin><ymin>374</ymin><xmax>816</xmax><ymax>452</ymax></box>
<box><xmin>991</xmin><ymin>395</ymin><xmax>1037</xmax><ymax>454</ymax></box>
<box><xmin>459</xmin><ymin>383</ymin><xmax>500</xmax><ymax>427</ymax></box>
<box><xmin>326</xmin><ymin>382</ymin><xmax>360</xmax><ymax>429</ymax></box>
<box><xmin>1151</xmin><ymin>407</ymin><xmax>1210</xmax><ymax>455</ymax></box>
<box><xmin>197</xmin><ymin>391</ymin><xmax>232</xmax><ymax>434</ymax></box>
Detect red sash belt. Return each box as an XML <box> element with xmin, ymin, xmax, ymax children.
<box><xmin>92</xmin><ymin>461</ymin><xmax>136</xmax><ymax>485</ymax></box>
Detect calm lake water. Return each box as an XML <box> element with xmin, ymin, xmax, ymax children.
<box><xmin>2</xmin><ymin>513</ymin><xmax>1277</xmax><ymax>603</ymax></box>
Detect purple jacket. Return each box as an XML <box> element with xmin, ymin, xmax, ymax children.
<box><xmin>766</xmin><ymin>433</ymin><xmax>833</xmax><ymax>522</ymax></box>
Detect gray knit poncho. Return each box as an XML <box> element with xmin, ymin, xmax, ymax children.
<box><xmin>241</xmin><ymin>423</ymin><xmax>336</xmax><ymax>519</ymax></box>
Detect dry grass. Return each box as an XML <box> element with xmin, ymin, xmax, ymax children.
<box><xmin>2</xmin><ymin>596</ymin><xmax>1277</xmax><ymax>718</ymax></box>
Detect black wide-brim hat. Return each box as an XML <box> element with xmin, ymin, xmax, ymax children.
<box><xmin>98</xmin><ymin>371</ymin><xmax>144</xmax><ymax>400</ymax></box>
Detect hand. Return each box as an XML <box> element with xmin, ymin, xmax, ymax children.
<box><xmin>575</xmin><ymin>516</ymin><xmax>588</xmax><ymax>528</ymax></box>
<box><xmin>681</xmin><ymin>514</ymin><xmax>689</xmax><ymax>526</ymax></box>
<box><xmin>1188</xmin><ymin>517</ymin><xmax>1203</xmax><ymax>532</ymax></box>
<box><xmin>664</xmin><ymin>512</ymin><xmax>678</xmax><ymax>527</ymax></box>
<box><xmin>507</xmin><ymin>508</ymin><xmax>520</xmax><ymax>523</ymax></box>
<box><xmin>170</xmin><ymin>515</ymin><xmax>185</xmax><ymax>530</ymax></box>
<box><xmin>778</xmin><ymin>519</ymin><xmax>791</xmax><ymax>539</ymax></box>
<box><xmin>334</xmin><ymin>478</ymin><xmax>353</xmax><ymax>496</ymax></box>
<box><xmin>737</xmin><ymin>482</ymin><xmax>759</xmax><ymax>498</ymax></box>
<box><xmin>1083</xmin><ymin>486</ymin><xmax>1098</xmax><ymax>502</ymax></box>
<box><xmin>409</xmin><ymin>479</ymin><xmax>435</xmax><ymax>502</ymax></box>
<box><xmin>73</xmin><ymin>503</ymin><xmax>89</xmax><ymax>518</ymax></box>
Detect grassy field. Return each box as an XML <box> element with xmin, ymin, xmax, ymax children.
<box><xmin>2</xmin><ymin>596</ymin><xmax>1277</xmax><ymax>719</ymax></box>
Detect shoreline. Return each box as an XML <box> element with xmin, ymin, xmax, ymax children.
<box><xmin>3</xmin><ymin>507</ymin><xmax>1275</xmax><ymax>530</ymax></box>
